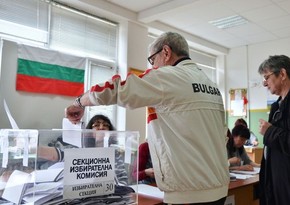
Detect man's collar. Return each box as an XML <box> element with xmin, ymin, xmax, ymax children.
<box><xmin>172</xmin><ymin>57</ymin><xmax>191</xmax><ymax>66</ymax></box>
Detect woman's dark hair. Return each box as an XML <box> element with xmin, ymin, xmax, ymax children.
<box><xmin>232</xmin><ymin>125</ymin><xmax>250</xmax><ymax>140</ymax></box>
<box><xmin>86</xmin><ymin>114</ymin><xmax>115</xmax><ymax>130</ymax></box>
<box><xmin>85</xmin><ymin>114</ymin><xmax>117</xmax><ymax>146</ymax></box>
<box><xmin>227</xmin><ymin>125</ymin><xmax>250</xmax><ymax>156</ymax></box>
<box><xmin>234</xmin><ymin>118</ymin><xmax>248</xmax><ymax>127</ymax></box>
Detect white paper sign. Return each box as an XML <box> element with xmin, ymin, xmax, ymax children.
<box><xmin>63</xmin><ymin>147</ymin><xmax>115</xmax><ymax>199</ymax></box>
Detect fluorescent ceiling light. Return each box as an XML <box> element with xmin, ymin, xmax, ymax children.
<box><xmin>209</xmin><ymin>15</ymin><xmax>248</xmax><ymax>29</ymax></box>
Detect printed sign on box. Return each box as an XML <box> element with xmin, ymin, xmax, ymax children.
<box><xmin>63</xmin><ymin>147</ymin><xmax>115</xmax><ymax>199</ymax></box>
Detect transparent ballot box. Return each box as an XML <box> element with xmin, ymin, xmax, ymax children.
<box><xmin>0</xmin><ymin>129</ymin><xmax>139</xmax><ymax>204</ymax></box>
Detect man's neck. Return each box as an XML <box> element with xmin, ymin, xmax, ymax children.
<box><xmin>172</xmin><ymin>56</ymin><xmax>191</xmax><ymax>66</ymax></box>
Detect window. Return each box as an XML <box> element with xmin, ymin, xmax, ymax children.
<box><xmin>0</xmin><ymin>0</ymin><xmax>48</xmax><ymax>43</ymax></box>
<box><xmin>85</xmin><ymin>60</ymin><xmax>117</xmax><ymax>126</ymax></box>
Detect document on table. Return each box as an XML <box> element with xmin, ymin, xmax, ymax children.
<box><xmin>130</xmin><ymin>184</ymin><xmax>164</xmax><ymax>199</ymax></box>
<box><xmin>230</xmin><ymin>173</ymin><xmax>254</xmax><ymax>179</ymax></box>
<box><xmin>230</xmin><ymin>167</ymin><xmax>260</xmax><ymax>175</ymax></box>
<box><xmin>230</xmin><ymin>167</ymin><xmax>260</xmax><ymax>179</ymax></box>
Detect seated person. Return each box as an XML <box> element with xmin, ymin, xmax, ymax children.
<box><xmin>234</xmin><ymin>118</ymin><xmax>259</xmax><ymax>146</ymax></box>
<box><xmin>132</xmin><ymin>141</ymin><xmax>155</xmax><ymax>185</ymax></box>
<box><xmin>227</xmin><ymin>125</ymin><xmax>260</xmax><ymax>171</ymax></box>
<box><xmin>85</xmin><ymin>114</ymin><xmax>128</xmax><ymax>185</ymax></box>
<box><xmin>38</xmin><ymin>114</ymin><xmax>128</xmax><ymax>185</ymax></box>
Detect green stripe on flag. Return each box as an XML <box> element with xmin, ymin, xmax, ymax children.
<box><xmin>18</xmin><ymin>58</ymin><xmax>84</xmax><ymax>83</ymax></box>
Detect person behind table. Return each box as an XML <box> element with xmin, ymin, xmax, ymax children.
<box><xmin>65</xmin><ymin>31</ymin><xmax>229</xmax><ymax>205</ymax></box>
<box><xmin>258</xmin><ymin>55</ymin><xmax>290</xmax><ymax>205</ymax></box>
<box><xmin>38</xmin><ymin>114</ymin><xmax>128</xmax><ymax>185</ymax></box>
<box><xmin>132</xmin><ymin>141</ymin><xmax>155</xmax><ymax>185</ymax></box>
<box><xmin>234</xmin><ymin>118</ymin><xmax>259</xmax><ymax>147</ymax></box>
<box><xmin>227</xmin><ymin>124</ymin><xmax>260</xmax><ymax>171</ymax></box>
<box><xmin>85</xmin><ymin>114</ymin><xmax>128</xmax><ymax>185</ymax></box>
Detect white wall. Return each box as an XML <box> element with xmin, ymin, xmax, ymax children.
<box><xmin>247</xmin><ymin>38</ymin><xmax>290</xmax><ymax>109</ymax></box>
<box><xmin>124</xmin><ymin>22</ymin><xmax>149</xmax><ymax>143</ymax></box>
<box><xmin>226</xmin><ymin>37</ymin><xmax>290</xmax><ymax>112</ymax></box>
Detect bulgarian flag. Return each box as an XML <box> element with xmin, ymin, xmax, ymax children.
<box><xmin>16</xmin><ymin>44</ymin><xmax>85</xmax><ymax>97</ymax></box>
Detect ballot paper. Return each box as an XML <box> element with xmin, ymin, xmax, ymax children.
<box><xmin>3</xmin><ymin>99</ymin><xmax>19</xmax><ymax>129</ymax></box>
<box><xmin>2</xmin><ymin>169</ymin><xmax>64</xmax><ymax>205</ymax></box>
<box><xmin>61</xmin><ymin>118</ymin><xmax>84</xmax><ymax>147</ymax></box>
<box><xmin>31</xmin><ymin>168</ymin><xmax>64</xmax><ymax>183</ymax></box>
<box><xmin>2</xmin><ymin>170</ymin><xmax>33</xmax><ymax>204</ymax></box>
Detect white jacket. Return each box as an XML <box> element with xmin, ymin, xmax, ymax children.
<box><xmin>89</xmin><ymin>59</ymin><xmax>230</xmax><ymax>204</ymax></box>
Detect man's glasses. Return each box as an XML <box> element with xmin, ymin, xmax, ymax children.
<box><xmin>147</xmin><ymin>48</ymin><xmax>163</xmax><ymax>65</ymax></box>
<box><xmin>263</xmin><ymin>72</ymin><xmax>275</xmax><ymax>81</ymax></box>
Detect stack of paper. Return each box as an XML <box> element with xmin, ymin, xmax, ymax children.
<box><xmin>2</xmin><ymin>168</ymin><xmax>64</xmax><ymax>205</ymax></box>
<box><xmin>230</xmin><ymin>167</ymin><xmax>260</xmax><ymax>179</ymax></box>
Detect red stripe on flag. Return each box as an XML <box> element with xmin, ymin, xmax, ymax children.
<box><xmin>16</xmin><ymin>74</ymin><xmax>84</xmax><ymax>97</ymax></box>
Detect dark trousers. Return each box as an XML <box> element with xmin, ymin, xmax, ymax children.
<box><xmin>163</xmin><ymin>196</ymin><xmax>227</xmax><ymax>205</ymax></box>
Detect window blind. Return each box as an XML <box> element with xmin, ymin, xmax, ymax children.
<box><xmin>50</xmin><ymin>4</ymin><xmax>118</xmax><ymax>61</ymax></box>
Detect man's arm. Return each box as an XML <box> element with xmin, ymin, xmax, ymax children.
<box><xmin>37</xmin><ymin>146</ymin><xmax>60</xmax><ymax>161</ymax></box>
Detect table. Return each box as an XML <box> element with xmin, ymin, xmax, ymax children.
<box><xmin>138</xmin><ymin>194</ymin><xmax>163</xmax><ymax>205</ymax></box>
<box><xmin>228</xmin><ymin>175</ymin><xmax>259</xmax><ymax>205</ymax></box>
<box><xmin>138</xmin><ymin>175</ymin><xmax>259</xmax><ymax>205</ymax></box>
<box><xmin>245</xmin><ymin>147</ymin><xmax>263</xmax><ymax>164</ymax></box>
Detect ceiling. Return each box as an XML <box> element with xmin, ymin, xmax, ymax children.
<box><xmin>56</xmin><ymin>0</ymin><xmax>290</xmax><ymax>54</ymax></box>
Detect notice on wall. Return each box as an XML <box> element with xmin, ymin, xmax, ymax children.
<box><xmin>63</xmin><ymin>147</ymin><xmax>115</xmax><ymax>199</ymax></box>
<box><xmin>229</xmin><ymin>88</ymin><xmax>248</xmax><ymax>117</ymax></box>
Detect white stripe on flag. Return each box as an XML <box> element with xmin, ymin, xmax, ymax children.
<box><xmin>18</xmin><ymin>44</ymin><xmax>86</xmax><ymax>70</ymax></box>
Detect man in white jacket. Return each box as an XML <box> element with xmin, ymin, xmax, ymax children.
<box><xmin>66</xmin><ymin>32</ymin><xmax>229</xmax><ymax>205</ymax></box>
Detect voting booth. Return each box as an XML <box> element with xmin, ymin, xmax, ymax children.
<box><xmin>0</xmin><ymin>129</ymin><xmax>139</xmax><ymax>204</ymax></box>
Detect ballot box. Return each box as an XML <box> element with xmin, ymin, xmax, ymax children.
<box><xmin>0</xmin><ymin>129</ymin><xmax>139</xmax><ymax>204</ymax></box>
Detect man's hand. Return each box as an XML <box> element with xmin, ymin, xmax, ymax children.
<box><xmin>65</xmin><ymin>105</ymin><xmax>84</xmax><ymax>124</ymax></box>
<box><xmin>259</xmin><ymin>119</ymin><xmax>271</xmax><ymax>135</ymax></box>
